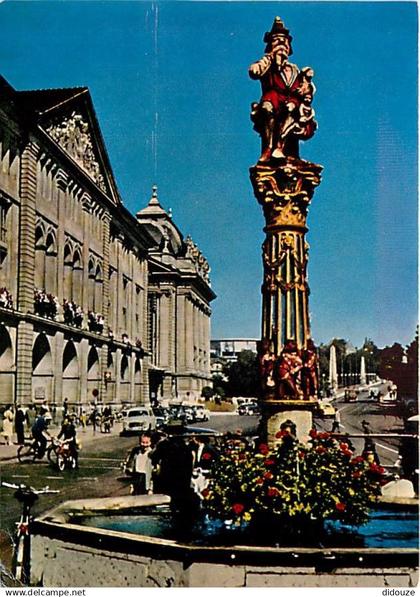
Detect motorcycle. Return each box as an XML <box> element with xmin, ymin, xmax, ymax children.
<box><xmin>48</xmin><ymin>438</ymin><xmax>79</xmax><ymax>471</ymax></box>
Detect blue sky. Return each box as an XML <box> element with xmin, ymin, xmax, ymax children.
<box><xmin>0</xmin><ymin>1</ymin><xmax>417</xmax><ymax>349</ymax></box>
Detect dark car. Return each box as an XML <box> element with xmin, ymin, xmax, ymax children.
<box><xmin>238</xmin><ymin>403</ymin><xmax>260</xmax><ymax>416</ymax></box>
<box><xmin>153</xmin><ymin>407</ymin><xmax>170</xmax><ymax>428</ymax></box>
<box><xmin>168</xmin><ymin>405</ymin><xmax>195</xmax><ymax>425</ymax></box>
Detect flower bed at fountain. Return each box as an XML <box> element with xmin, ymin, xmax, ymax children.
<box><xmin>202</xmin><ymin>427</ymin><xmax>385</xmax><ymax>540</ymax></box>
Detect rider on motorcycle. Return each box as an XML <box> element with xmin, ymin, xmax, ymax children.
<box><xmin>57</xmin><ymin>414</ymin><xmax>78</xmax><ymax>463</ymax></box>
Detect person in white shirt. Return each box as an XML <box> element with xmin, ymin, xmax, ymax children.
<box><xmin>131</xmin><ymin>433</ymin><xmax>153</xmax><ymax>495</ymax></box>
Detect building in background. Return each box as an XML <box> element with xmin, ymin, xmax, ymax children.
<box><xmin>210</xmin><ymin>338</ymin><xmax>258</xmax><ymax>363</ymax></box>
<box><xmin>137</xmin><ymin>188</ymin><xmax>215</xmax><ymax>404</ymax></box>
<box><xmin>0</xmin><ymin>75</ymin><xmax>214</xmax><ymax>409</ymax></box>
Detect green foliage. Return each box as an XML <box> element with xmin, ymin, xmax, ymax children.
<box><xmin>203</xmin><ymin>431</ymin><xmax>384</xmax><ymax>529</ymax></box>
<box><xmin>223</xmin><ymin>350</ymin><xmax>259</xmax><ymax>397</ymax></box>
<box><xmin>378</xmin><ymin>330</ymin><xmax>418</xmax><ymax>397</ymax></box>
<box><xmin>201</xmin><ymin>386</ymin><xmax>215</xmax><ymax>400</ymax></box>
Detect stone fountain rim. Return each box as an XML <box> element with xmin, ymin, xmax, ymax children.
<box><xmin>32</xmin><ymin>495</ymin><xmax>419</xmax><ymax>566</ymax></box>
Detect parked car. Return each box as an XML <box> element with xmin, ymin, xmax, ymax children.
<box><xmin>344</xmin><ymin>389</ymin><xmax>357</xmax><ymax>403</ymax></box>
<box><xmin>152</xmin><ymin>406</ymin><xmax>170</xmax><ymax>428</ymax></box>
<box><xmin>238</xmin><ymin>403</ymin><xmax>261</xmax><ymax>416</ymax></box>
<box><xmin>167</xmin><ymin>405</ymin><xmax>195</xmax><ymax>425</ymax></box>
<box><xmin>317</xmin><ymin>402</ymin><xmax>336</xmax><ymax>419</ymax></box>
<box><xmin>192</xmin><ymin>405</ymin><xmax>210</xmax><ymax>423</ymax></box>
<box><xmin>378</xmin><ymin>392</ymin><xmax>397</xmax><ymax>406</ymax></box>
<box><xmin>120</xmin><ymin>407</ymin><xmax>156</xmax><ymax>436</ymax></box>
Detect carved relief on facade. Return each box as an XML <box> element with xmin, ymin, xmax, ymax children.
<box><xmin>46</xmin><ymin>112</ymin><xmax>106</xmax><ymax>193</ymax></box>
<box><xmin>185</xmin><ymin>235</ymin><xmax>211</xmax><ymax>283</ymax></box>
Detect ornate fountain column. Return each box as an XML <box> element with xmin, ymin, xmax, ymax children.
<box><xmin>249</xmin><ymin>17</ymin><xmax>322</xmax><ymax>445</ymax></box>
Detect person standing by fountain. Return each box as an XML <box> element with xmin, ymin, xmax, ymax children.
<box><xmin>130</xmin><ymin>433</ymin><xmax>153</xmax><ymax>496</ymax></box>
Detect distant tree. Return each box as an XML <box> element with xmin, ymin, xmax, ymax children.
<box><xmin>359</xmin><ymin>338</ymin><xmax>380</xmax><ymax>377</ymax></box>
<box><xmin>400</xmin><ymin>329</ymin><xmax>418</xmax><ymax>397</ymax></box>
<box><xmin>378</xmin><ymin>342</ymin><xmax>405</xmax><ymax>382</ymax></box>
<box><xmin>201</xmin><ymin>386</ymin><xmax>215</xmax><ymax>401</ymax></box>
<box><xmin>224</xmin><ymin>350</ymin><xmax>259</xmax><ymax>397</ymax></box>
<box><xmin>211</xmin><ymin>374</ymin><xmax>228</xmax><ymax>398</ymax></box>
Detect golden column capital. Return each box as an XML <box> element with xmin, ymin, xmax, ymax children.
<box><xmin>250</xmin><ymin>157</ymin><xmax>322</xmax><ymax>230</ymax></box>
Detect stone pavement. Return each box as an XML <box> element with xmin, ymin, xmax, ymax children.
<box><xmin>0</xmin><ymin>421</ymin><xmax>122</xmax><ymax>462</ymax></box>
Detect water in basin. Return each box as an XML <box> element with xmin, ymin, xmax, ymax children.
<box><xmin>76</xmin><ymin>507</ymin><xmax>419</xmax><ymax>549</ymax></box>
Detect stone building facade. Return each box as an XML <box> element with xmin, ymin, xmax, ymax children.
<box><xmin>0</xmin><ymin>75</ymin><xmax>214</xmax><ymax>409</ymax></box>
<box><xmin>137</xmin><ymin>188</ymin><xmax>215</xmax><ymax>404</ymax></box>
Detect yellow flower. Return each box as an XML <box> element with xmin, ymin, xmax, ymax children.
<box><xmin>243</xmin><ymin>512</ymin><xmax>252</xmax><ymax>522</ymax></box>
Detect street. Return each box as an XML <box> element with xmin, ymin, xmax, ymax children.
<box><xmin>0</xmin><ymin>393</ymin><xmax>410</xmax><ymax>578</ymax></box>
<box><xmin>316</xmin><ymin>383</ymin><xmax>405</xmax><ymax>467</ymax></box>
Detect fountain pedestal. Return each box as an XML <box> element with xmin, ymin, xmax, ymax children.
<box><xmin>250</xmin><ymin>158</ymin><xmax>322</xmax><ymax>446</ymax></box>
<box><xmin>262</xmin><ymin>399</ymin><xmax>318</xmax><ymax>445</ymax></box>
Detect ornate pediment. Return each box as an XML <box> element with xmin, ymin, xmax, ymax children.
<box><xmin>46</xmin><ymin>111</ymin><xmax>107</xmax><ymax>193</ymax></box>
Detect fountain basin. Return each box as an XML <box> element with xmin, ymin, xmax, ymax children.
<box><xmin>31</xmin><ymin>495</ymin><xmax>418</xmax><ymax>587</ymax></box>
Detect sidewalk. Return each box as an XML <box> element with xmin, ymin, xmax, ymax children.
<box><xmin>0</xmin><ymin>422</ymin><xmax>122</xmax><ymax>462</ymax></box>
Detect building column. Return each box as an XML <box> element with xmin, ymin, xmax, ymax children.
<box><xmin>114</xmin><ymin>348</ymin><xmax>121</xmax><ymax>404</ymax></box>
<box><xmin>55</xmin><ymin>169</ymin><xmax>68</xmax><ymax>305</ymax></box>
<box><xmin>140</xmin><ymin>260</ymin><xmax>149</xmax><ymax>404</ymax></box>
<box><xmin>98</xmin><ymin>212</ymin><xmax>111</xmax><ymax>402</ymax></box>
<box><xmin>80</xmin><ymin>195</ymin><xmax>91</xmax><ymax>313</ymax></box>
<box><xmin>54</xmin><ymin>331</ymin><xmax>64</xmax><ymax>405</ymax></box>
<box><xmin>79</xmin><ymin>339</ymin><xmax>88</xmax><ymax>406</ymax></box>
<box><xmin>185</xmin><ymin>296</ymin><xmax>194</xmax><ymax>372</ymax></box>
<box><xmin>16</xmin><ymin>141</ymin><xmax>39</xmax><ymax>405</ymax></box>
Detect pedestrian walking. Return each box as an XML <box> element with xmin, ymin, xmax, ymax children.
<box><xmin>15</xmin><ymin>405</ymin><xmax>27</xmax><ymax>445</ymax></box>
<box><xmin>361</xmin><ymin>419</ymin><xmax>370</xmax><ymax>434</ymax></box>
<box><xmin>26</xmin><ymin>404</ymin><xmax>37</xmax><ymax>432</ymax></box>
<box><xmin>51</xmin><ymin>403</ymin><xmax>57</xmax><ymax>425</ymax></box>
<box><xmin>80</xmin><ymin>410</ymin><xmax>87</xmax><ymax>432</ymax></box>
<box><xmin>2</xmin><ymin>405</ymin><xmax>14</xmax><ymax>445</ymax></box>
<box><xmin>91</xmin><ymin>405</ymin><xmax>98</xmax><ymax>433</ymax></box>
<box><xmin>331</xmin><ymin>409</ymin><xmax>341</xmax><ymax>433</ymax></box>
<box><xmin>63</xmin><ymin>397</ymin><xmax>69</xmax><ymax>420</ymax></box>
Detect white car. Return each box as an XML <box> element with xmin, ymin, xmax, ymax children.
<box><xmin>193</xmin><ymin>405</ymin><xmax>210</xmax><ymax>422</ymax></box>
<box><xmin>120</xmin><ymin>406</ymin><xmax>156</xmax><ymax>436</ymax></box>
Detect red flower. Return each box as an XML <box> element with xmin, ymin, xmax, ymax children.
<box><xmin>238</xmin><ymin>452</ymin><xmax>246</xmax><ymax>460</ymax></box>
<box><xmin>298</xmin><ymin>451</ymin><xmax>306</xmax><ymax>459</ymax></box>
<box><xmin>318</xmin><ymin>432</ymin><xmax>330</xmax><ymax>440</ymax></box>
<box><xmin>259</xmin><ymin>443</ymin><xmax>269</xmax><ymax>455</ymax></box>
<box><xmin>267</xmin><ymin>487</ymin><xmax>278</xmax><ymax>497</ymax></box>
<box><xmin>256</xmin><ymin>477</ymin><xmax>264</xmax><ymax>485</ymax></box>
<box><xmin>202</xmin><ymin>452</ymin><xmax>212</xmax><ymax>461</ymax></box>
<box><xmin>369</xmin><ymin>463</ymin><xmax>385</xmax><ymax>475</ymax></box>
<box><xmin>309</xmin><ymin>429</ymin><xmax>318</xmax><ymax>439</ymax></box>
<box><xmin>335</xmin><ymin>502</ymin><xmax>346</xmax><ymax>511</ymax></box>
<box><xmin>263</xmin><ymin>471</ymin><xmax>273</xmax><ymax>480</ymax></box>
<box><xmin>232</xmin><ymin>503</ymin><xmax>245</xmax><ymax>515</ymax></box>
<box><xmin>275</xmin><ymin>430</ymin><xmax>288</xmax><ymax>439</ymax></box>
<box><xmin>201</xmin><ymin>488</ymin><xmax>210</xmax><ymax>498</ymax></box>
<box><xmin>264</xmin><ymin>459</ymin><xmax>275</xmax><ymax>466</ymax></box>
<box><xmin>351</xmin><ymin>456</ymin><xmax>364</xmax><ymax>465</ymax></box>
<box><xmin>316</xmin><ymin>446</ymin><xmax>326</xmax><ymax>454</ymax></box>
<box><xmin>352</xmin><ymin>471</ymin><xmax>362</xmax><ymax>479</ymax></box>
<box><xmin>339</xmin><ymin>442</ymin><xmax>349</xmax><ymax>451</ymax></box>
